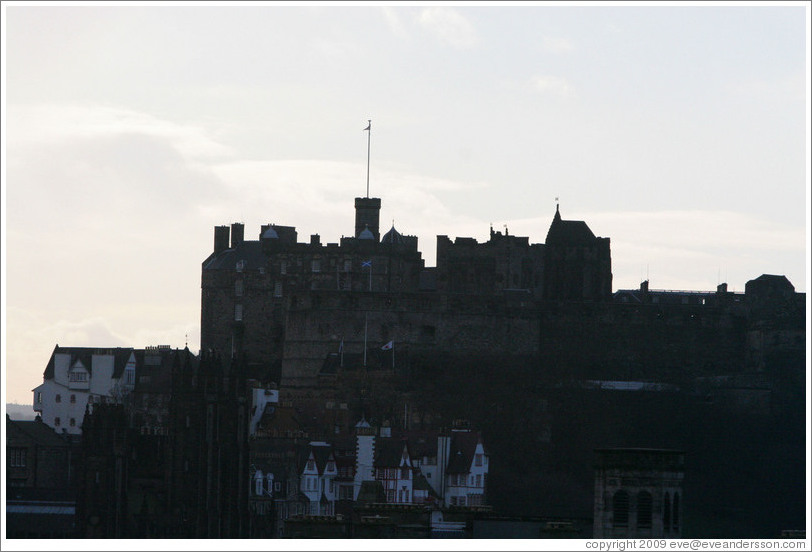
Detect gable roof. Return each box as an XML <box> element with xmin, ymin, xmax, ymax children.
<box><xmin>373</xmin><ymin>437</ymin><xmax>409</xmax><ymax>468</ymax></box>
<box><xmin>7</xmin><ymin>417</ymin><xmax>70</xmax><ymax>448</ymax></box>
<box><xmin>446</xmin><ymin>431</ymin><xmax>482</xmax><ymax>474</ymax></box>
<box><xmin>545</xmin><ymin>206</ymin><xmax>597</xmax><ymax>246</ymax></box>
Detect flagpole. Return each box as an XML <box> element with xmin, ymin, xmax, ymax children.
<box><xmin>368</xmin><ymin>261</ymin><xmax>372</xmax><ymax>292</ymax></box>
<box><xmin>392</xmin><ymin>340</ymin><xmax>395</xmax><ymax>370</ymax></box>
<box><xmin>365</xmin><ymin>119</ymin><xmax>371</xmax><ymax>198</ymax></box>
<box><xmin>363</xmin><ymin>314</ymin><xmax>368</xmax><ymax>368</ymax></box>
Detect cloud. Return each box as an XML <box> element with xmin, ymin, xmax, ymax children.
<box><xmin>382</xmin><ymin>7</ymin><xmax>410</xmax><ymax>40</ymax></box>
<box><xmin>541</xmin><ymin>36</ymin><xmax>574</xmax><ymax>53</ymax></box>
<box><xmin>7</xmin><ymin>104</ymin><xmax>235</xmax><ymax>162</ymax></box>
<box><xmin>418</xmin><ymin>7</ymin><xmax>477</xmax><ymax>49</ymax></box>
<box><xmin>531</xmin><ymin>75</ymin><xmax>573</xmax><ymax>97</ymax></box>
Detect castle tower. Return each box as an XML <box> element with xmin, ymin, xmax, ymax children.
<box><xmin>354</xmin><ymin>197</ymin><xmax>381</xmax><ymax>241</ymax></box>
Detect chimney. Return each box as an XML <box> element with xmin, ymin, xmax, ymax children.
<box><xmin>310</xmin><ymin>234</ymin><xmax>321</xmax><ymax>246</ymax></box>
<box><xmin>231</xmin><ymin>223</ymin><xmax>244</xmax><ymax>248</ymax></box>
<box><xmin>717</xmin><ymin>282</ymin><xmax>728</xmax><ymax>294</ymax></box>
<box><xmin>640</xmin><ymin>280</ymin><xmax>649</xmax><ymax>294</ymax></box>
<box><xmin>214</xmin><ymin>226</ymin><xmax>230</xmax><ymax>253</ymax></box>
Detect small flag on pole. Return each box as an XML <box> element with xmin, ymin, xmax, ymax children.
<box><xmin>364</xmin><ymin>122</ymin><xmax>371</xmax><ymax>131</ymax></box>
<box><xmin>381</xmin><ymin>341</ymin><xmax>394</xmax><ymax>351</ymax></box>
<box><xmin>361</xmin><ymin>260</ymin><xmax>372</xmax><ymax>268</ymax></box>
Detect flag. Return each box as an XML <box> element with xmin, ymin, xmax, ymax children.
<box><xmin>381</xmin><ymin>341</ymin><xmax>393</xmax><ymax>351</ymax></box>
<box><xmin>364</xmin><ymin>122</ymin><xmax>371</xmax><ymax>131</ymax></box>
<box><xmin>361</xmin><ymin>260</ymin><xmax>372</xmax><ymax>268</ymax></box>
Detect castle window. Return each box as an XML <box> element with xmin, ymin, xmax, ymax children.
<box><xmin>311</xmin><ymin>260</ymin><xmax>321</xmax><ymax>273</ymax></box>
<box><xmin>70</xmin><ymin>394</ymin><xmax>76</xmax><ymax>403</ymax></box>
<box><xmin>274</xmin><ymin>281</ymin><xmax>283</xmax><ymax>298</ymax></box>
<box><xmin>55</xmin><ymin>394</ymin><xmax>61</xmax><ymax>403</ymax></box>
<box><xmin>637</xmin><ymin>491</ymin><xmax>653</xmax><ymax>528</ymax></box>
<box><xmin>126</xmin><ymin>369</ymin><xmax>135</xmax><ymax>385</ymax></box>
<box><xmin>235</xmin><ymin>279</ymin><xmax>244</xmax><ymax>297</ymax></box>
<box><xmin>70</xmin><ymin>418</ymin><xmax>76</xmax><ymax>427</ymax></box>
<box><xmin>36</xmin><ymin>392</ymin><xmax>42</xmax><ymax>404</ymax></box>
<box><xmin>54</xmin><ymin>417</ymin><xmax>61</xmax><ymax>427</ymax></box>
<box><xmin>475</xmin><ymin>453</ymin><xmax>483</xmax><ymax>466</ymax></box>
<box><xmin>613</xmin><ymin>490</ymin><xmax>629</xmax><ymax>527</ymax></box>
<box><xmin>235</xmin><ymin>304</ymin><xmax>243</xmax><ymax>321</ymax></box>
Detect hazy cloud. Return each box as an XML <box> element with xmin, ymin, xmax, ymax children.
<box><xmin>382</xmin><ymin>7</ymin><xmax>410</xmax><ymax>39</ymax></box>
<box><xmin>418</xmin><ymin>7</ymin><xmax>477</xmax><ymax>49</ymax></box>
<box><xmin>541</xmin><ymin>36</ymin><xmax>574</xmax><ymax>53</ymax></box>
<box><xmin>532</xmin><ymin>75</ymin><xmax>572</xmax><ymax>97</ymax></box>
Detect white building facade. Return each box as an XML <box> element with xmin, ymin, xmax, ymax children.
<box><xmin>32</xmin><ymin>346</ymin><xmax>138</xmax><ymax>435</ymax></box>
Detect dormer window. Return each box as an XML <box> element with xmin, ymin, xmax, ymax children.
<box><xmin>306</xmin><ymin>459</ymin><xmax>315</xmax><ymax>472</ymax></box>
<box><xmin>69</xmin><ymin>371</ymin><xmax>88</xmax><ymax>383</ymax></box>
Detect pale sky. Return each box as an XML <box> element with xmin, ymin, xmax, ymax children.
<box><xmin>2</xmin><ymin>3</ymin><xmax>810</xmax><ymax>405</ymax></box>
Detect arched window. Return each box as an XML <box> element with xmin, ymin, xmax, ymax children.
<box><xmin>663</xmin><ymin>493</ymin><xmax>672</xmax><ymax>533</ymax></box>
<box><xmin>613</xmin><ymin>490</ymin><xmax>630</xmax><ymax>527</ymax></box>
<box><xmin>638</xmin><ymin>491</ymin><xmax>653</xmax><ymax>528</ymax></box>
<box><xmin>673</xmin><ymin>493</ymin><xmax>680</xmax><ymax>530</ymax></box>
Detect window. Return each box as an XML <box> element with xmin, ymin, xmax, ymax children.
<box><xmin>673</xmin><ymin>493</ymin><xmax>680</xmax><ymax>530</ymax></box>
<box><xmin>126</xmin><ymin>370</ymin><xmax>135</xmax><ymax>385</ymax></box>
<box><xmin>36</xmin><ymin>392</ymin><xmax>42</xmax><ymax>404</ymax></box>
<box><xmin>459</xmin><ymin>496</ymin><xmax>466</xmax><ymax>506</ymax></box>
<box><xmin>401</xmin><ymin>467</ymin><xmax>409</xmax><ymax>479</ymax></box>
<box><xmin>55</xmin><ymin>394</ymin><xmax>61</xmax><ymax>403</ymax></box>
<box><xmin>235</xmin><ymin>304</ymin><xmax>243</xmax><ymax>321</ymax></box>
<box><xmin>274</xmin><ymin>281</ymin><xmax>282</xmax><ymax>298</ymax></box>
<box><xmin>54</xmin><ymin>417</ymin><xmax>61</xmax><ymax>427</ymax></box>
<box><xmin>69</xmin><ymin>371</ymin><xmax>88</xmax><ymax>383</ymax></box>
<box><xmin>306</xmin><ymin>460</ymin><xmax>315</xmax><ymax>472</ymax></box>
<box><xmin>280</xmin><ymin>261</ymin><xmax>287</xmax><ymax>275</ymax></box>
<box><xmin>9</xmin><ymin>448</ymin><xmax>27</xmax><ymax>467</ymax></box>
<box><xmin>235</xmin><ymin>279</ymin><xmax>244</xmax><ymax>297</ymax></box>
<box><xmin>275</xmin><ymin>482</ymin><xmax>282</xmax><ymax>492</ymax></box>
<box><xmin>475</xmin><ymin>453</ymin><xmax>483</xmax><ymax>467</ymax></box>
<box><xmin>70</xmin><ymin>418</ymin><xmax>76</xmax><ymax>427</ymax></box>
<box><xmin>638</xmin><ymin>491</ymin><xmax>653</xmax><ymax>528</ymax></box>
<box><xmin>663</xmin><ymin>493</ymin><xmax>672</xmax><ymax>533</ymax></box>
<box><xmin>386</xmin><ymin>489</ymin><xmax>395</xmax><ymax>503</ymax></box>
<box><xmin>344</xmin><ymin>260</ymin><xmax>352</xmax><ymax>272</ymax></box>
<box><xmin>476</xmin><ymin>474</ymin><xmax>482</xmax><ymax>487</ymax></box>
<box><xmin>311</xmin><ymin>260</ymin><xmax>321</xmax><ymax>273</ymax></box>
<box><xmin>613</xmin><ymin>490</ymin><xmax>630</xmax><ymax>527</ymax></box>
<box><xmin>339</xmin><ymin>485</ymin><xmax>354</xmax><ymax>500</ymax></box>
<box><xmin>255</xmin><ymin>476</ymin><xmax>263</xmax><ymax>496</ymax></box>
<box><xmin>70</xmin><ymin>394</ymin><xmax>76</xmax><ymax>403</ymax></box>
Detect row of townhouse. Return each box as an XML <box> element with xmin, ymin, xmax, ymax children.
<box><xmin>249</xmin><ymin>418</ymin><xmax>490</xmax><ymax>525</ymax></box>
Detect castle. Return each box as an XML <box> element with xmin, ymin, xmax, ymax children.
<box><xmin>201</xmin><ymin>195</ymin><xmax>614</xmax><ymax>389</ymax></box>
